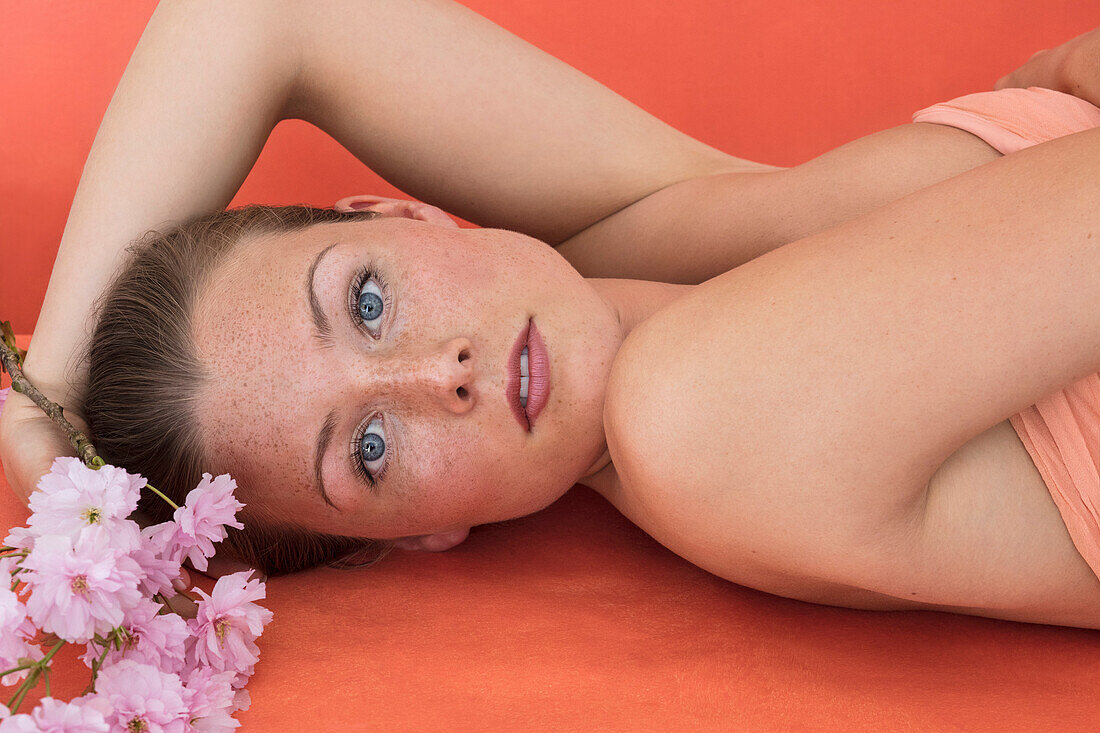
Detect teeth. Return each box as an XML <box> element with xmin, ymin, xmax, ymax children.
<box><xmin>519</xmin><ymin>346</ymin><xmax>530</xmax><ymax>409</ymax></box>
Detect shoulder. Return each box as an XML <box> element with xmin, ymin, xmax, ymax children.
<box><xmin>601</xmin><ymin>330</ymin><xmax>789</xmax><ymax>586</ymax></box>
<box><xmin>599</xmin><ymin>302</ymin><xmax>917</xmax><ymax>594</ymax></box>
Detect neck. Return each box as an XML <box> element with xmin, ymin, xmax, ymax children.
<box><xmin>588</xmin><ymin>277</ymin><xmax>696</xmax><ymax>343</ymax></box>
<box><xmin>576</xmin><ymin>277</ymin><xmax>695</xmax><ymax>492</ymax></box>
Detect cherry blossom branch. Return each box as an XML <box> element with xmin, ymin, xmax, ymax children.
<box><xmin>0</xmin><ymin>320</ymin><xmax>179</xmax><ymax>510</ymax></box>
<box><xmin>0</xmin><ymin>320</ymin><xmax>102</xmax><ymax>468</ymax></box>
<box><xmin>5</xmin><ymin>639</ymin><xmax>64</xmax><ymax>712</ymax></box>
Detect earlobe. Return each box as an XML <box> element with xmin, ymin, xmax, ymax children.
<box><xmin>392</xmin><ymin>526</ymin><xmax>471</xmax><ymax>552</ymax></box>
<box><xmin>333</xmin><ymin>194</ymin><xmax>458</xmax><ymax>228</ymax></box>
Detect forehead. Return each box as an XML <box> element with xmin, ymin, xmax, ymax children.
<box><xmin>189</xmin><ymin>222</ymin><xmax>362</xmax><ymax>497</ymax></box>
<box><xmin>195</xmin><ymin>216</ymin><xmax>403</xmax><ymax>353</ymax></box>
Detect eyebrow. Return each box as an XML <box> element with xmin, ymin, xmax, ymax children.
<box><xmin>307</xmin><ymin>242</ymin><xmax>341</xmax><ymax>511</ymax></box>
<box><xmin>307</xmin><ymin>241</ymin><xmax>339</xmax><ymax>350</ymax></box>
<box><xmin>313</xmin><ymin>409</ymin><xmax>340</xmax><ymax>511</ymax></box>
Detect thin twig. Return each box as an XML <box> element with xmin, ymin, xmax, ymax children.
<box><xmin>0</xmin><ymin>321</ymin><xmax>102</xmax><ymax>469</ymax></box>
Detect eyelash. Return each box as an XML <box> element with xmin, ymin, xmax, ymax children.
<box><xmin>346</xmin><ymin>263</ymin><xmax>394</xmax><ymax>487</ymax></box>
<box><xmin>349</xmin><ymin>417</ymin><xmax>390</xmax><ymax>488</ymax></box>
<box><xmin>346</xmin><ymin>264</ymin><xmax>392</xmax><ymax>339</ymax></box>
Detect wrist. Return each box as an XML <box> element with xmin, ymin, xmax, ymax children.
<box><xmin>15</xmin><ymin>352</ymin><xmax>87</xmax><ymax>422</ymax></box>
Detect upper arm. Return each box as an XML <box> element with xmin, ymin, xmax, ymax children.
<box><xmin>882</xmin><ymin>420</ymin><xmax>1100</xmax><ymax>629</ymax></box>
<box><xmin>607</xmin><ymin>125</ymin><xmax>1100</xmax><ymax>597</ymax></box>
<box><xmin>281</xmin><ymin>0</ymin><xmax>761</xmax><ymax>247</ymax></box>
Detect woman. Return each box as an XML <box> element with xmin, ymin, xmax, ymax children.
<box><xmin>2</xmin><ymin>0</ymin><xmax>1099</xmax><ymax>628</ymax></box>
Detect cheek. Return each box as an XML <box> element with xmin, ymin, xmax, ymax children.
<box><xmin>400</xmin><ymin>421</ymin><xmax>517</xmax><ymax>521</ymax></box>
<box><xmin>402</xmin><ymin>237</ymin><xmax>517</xmax><ymax>309</ymax></box>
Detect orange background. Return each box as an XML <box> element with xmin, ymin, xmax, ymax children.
<box><xmin>4</xmin><ymin>1</ymin><xmax>1100</xmax><ymax>729</ymax></box>
<box><xmin>2</xmin><ymin>0</ymin><xmax>1099</xmax><ymax>331</ymax></box>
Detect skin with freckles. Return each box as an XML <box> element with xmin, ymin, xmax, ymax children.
<box><xmin>191</xmin><ymin>205</ymin><xmax>634</xmax><ymax>550</ymax></box>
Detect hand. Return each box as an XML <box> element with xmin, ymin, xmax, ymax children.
<box><xmin>0</xmin><ymin>389</ymin><xmax>81</xmax><ymax>507</ymax></box>
<box><xmin>168</xmin><ymin>558</ymin><xmax>267</xmax><ymax>620</ymax></box>
<box><xmin>0</xmin><ymin>389</ymin><xmax>259</xmax><ymax>619</ymax></box>
<box><xmin>995</xmin><ymin>28</ymin><xmax>1100</xmax><ymax>109</ymax></box>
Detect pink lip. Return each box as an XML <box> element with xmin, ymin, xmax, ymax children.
<box><xmin>506</xmin><ymin>318</ymin><xmax>551</xmax><ymax>432</ymax></box>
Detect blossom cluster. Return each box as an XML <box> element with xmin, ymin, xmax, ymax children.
<box><xmin>0</xmin><ymin>451</ymin><xmax>272</xmax><ymax>732</ymax></box>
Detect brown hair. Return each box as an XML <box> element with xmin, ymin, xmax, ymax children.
<box><xmin>81</xmin><ymin>204</ymin><xmax>394</xmax><ymax>576</ymax></box>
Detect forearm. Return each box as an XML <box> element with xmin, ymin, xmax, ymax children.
<box><xmin>24</xmin><ymin>0</ymin><xmax>298</xmax><ymax>406</ymax></box>
<box><xmin>557</xmin><ymin>122</ymin><xmax>1001</xmax><ymax>283</ymax></box>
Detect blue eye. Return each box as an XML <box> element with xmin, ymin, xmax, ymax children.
<box><xmin>360</xmin><ymin>428</ymin><xmax>384</xmax><ymax>463</ymax></box>
<box><xmin>351</xmin><ymin>416</ymin><xmax>388</xmax><ymax>486</ymax></box>
<box><xmin>358</xmin><ymin>288</ymin><xmax>383</xmax><ymax>323</ymax></box>
<box><xmin>347</xmin><ymin>265</ymin><xmax>390</xmax><ymax>336</ymax></box>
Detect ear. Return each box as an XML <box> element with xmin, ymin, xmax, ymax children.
<box><xmin>334</xmin><ymin>194</ymin><xmax>457</xmax><ymax>228</ymax></box>
<box><xmin>392</xmin><ymin>526</ymin><xmax>470</xmax><ymax>552</ymax></box>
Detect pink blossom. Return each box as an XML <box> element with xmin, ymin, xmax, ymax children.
<box><xmin>2</xmin><ymin>527</ymin><xmax>33</xmax><ymax>552</ymax></box>
<box><xmin>0</xmin><ymin>583</ymin><xmax>40</xmax><ymax>687</ymax></box>
<box><xmin>0</xmin><ymin>387</ymin><xmax>8</xmax><ymax>417</ymax></box>
<box><xmin>186</xmin><ymin>572</ymin><xmax>272</xmax><ymax>678</ymax></box>
<box><xmin>25</xmin><ymin>458</ymin><xmax>144</xmax><ymax>547</ymax></box>
<box><xmin>0</xmin><ymin>640</ymin><xmax>42</xmax><ymax>689</ymax></box>
<box><xmin>0</xmin><ymin>555</ymin><xmax>18</xmax><ymax>576</ymax></box>
<box><xmin>168</xmin><ymin>474</ymin><xmax>244</xmax><ymax>573</ymax></box>
<box><xmin>182</xmin><ymin>667</ymin><xmax>239</xmax><ymax>732</ymax></box>
<box><xmin>230</xmin><ymin>688</ymin><xmax>250</xmax><ymax>713</ymax></box>
<box><xmin>132</xmin><ymin>522</ymin><xmax>183</xmax><ymax>598</ymax></box>
<box><xmin>21</xmin><ymin>533</ymin><xmax>144</xmax><ymax>643</ymax></box>
<box><xmin>0</xmin><ymin>697</ymin><xmax>108</xmax><ymax>732</ymax></box>
<box><xmin>80</xmin><ymin>597</ymin><xmax>189</xmax><ymax>675</ymax></box>
<box><xmin>0</xmin><ymin>582</ymin><xmax>33</xmax><ymax>639</ymax></box>
<box><xmin>91</xmin><ymin>660</ymin><xmax>189</xmax><ymax>733</ymax></box>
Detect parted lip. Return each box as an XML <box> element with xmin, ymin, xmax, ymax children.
<box><xmin>505</xmin><ymin>317</ymin><xmax>550</xmax><ymax>432</ymax></box>
<box><xmin>506</xmin><ymin>320</ymin><xmax>532</xmax><ymax>431</ymax></box>
<box><xmin>524</xmin><ymin>320</ymin><xmax>549</xmax><ymax>427</ymax></box>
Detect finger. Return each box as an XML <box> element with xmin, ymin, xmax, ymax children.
<box><xmin>162</xmin><ymin>591</ymin><xmax>198</xmax><ymax>620</ymax></box>
<box><xmin>171</xmin><ymin>567</ymin><xmax>191</xmax><ymax>593</ymax></box>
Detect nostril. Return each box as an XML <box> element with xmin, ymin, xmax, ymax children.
<box><xmin>458</xmin><ymin>348</ymin><xmax>471</xmax><ymax>363</ymax></box>
<box><xmin>456</xmin><ymin>386</ymin><xmax>469</xmax><ymax>400</ymax></box>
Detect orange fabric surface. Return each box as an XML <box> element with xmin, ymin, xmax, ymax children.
<box><xmin>7</xmin><ymin>1</ymin><xmax>1100</xmax><ymax>728</ymax></box>
<box><xmin>3</xmin><ymin>330</ymin><xmax>1100</xmax><ymax>729</ymax></box>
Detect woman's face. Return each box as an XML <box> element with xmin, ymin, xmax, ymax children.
<box><xmin>191</xmin><ymin>215</ymin><xmax>622</xmax><ymax>544</ymax></box>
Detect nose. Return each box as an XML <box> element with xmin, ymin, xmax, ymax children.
<box><xmin>362</xmin><ymin>337</ymin><xmax>476</xmax><ymax>414</ymax></box>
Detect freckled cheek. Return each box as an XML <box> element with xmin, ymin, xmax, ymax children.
<box><xmin>409</xmin><ymin>245</ymin><xmax>509</xmax><ymax>303</ymax></box>
<box><xmin>402</xmin><ymin>424</ymin><xmax>511</xmax><ymax>523</ymax></box>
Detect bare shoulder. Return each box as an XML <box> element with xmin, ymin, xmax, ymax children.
<box><xmin>599</xmin><ymin>337</ymin><xmax>919</xmax><ymax>610</ymax></box>
<box><xmin>602</xmin><ymin>329</ymin><xmax>1100</xmax><ymax>628</ymax></box>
